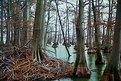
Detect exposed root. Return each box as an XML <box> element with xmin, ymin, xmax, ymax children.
<box><xmin>75</xmin><ymin>66</ymin><xmax>91</xmax><ymax>77</ymax></box>
<box><xmin>100</xmin><ymin>65</ymin><xmax>121</xmax><ymax>81</ymax></box>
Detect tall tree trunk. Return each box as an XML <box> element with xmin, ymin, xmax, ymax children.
<box><xmin>12</xmin><ymin>2</ymin><xmax>20</xmax><ymax>46</ymax></box>
<box><xmin>31</xmin><ymin>0</ymin><xmax>45</xmax><ymax>62</ymax></box>
<box><xmin>103</xmin><ymin>0</ymin><xmax>113</xmax><ymax>53</ymax></box>
<box><xmin>73</xmin><ymin>0</ymin><xmax>90</xmax><ymax>77</ymax></box>
<box><xmin>66</xmin><ymin>0</ymin><xmax>71</xmax><ymax>47</ymax></box>
<box><xmin>101</xmin><ymin>0</ymin><xmax>121</xmax><ymax>80</ymax></box>
<box><xmin>0</xmin><ymin>0</ymin><xmax>4</xmax><ymax>47</ymax></box>
<box><xmin>52</xmin><ymin>10</ymin><xmax>58</xmax><ymax>48</ymax></box>
<box><xmin>21</xmin><ymin>0</ymin><xmax>30</xmax><ymax>46</ymax></box>
<box><xmin>44</xmin><ymin>1</ymin><xmax>51</xmax><ymax>47</ymax></box>
<box><xmin>87</xmin><ymin>0</ymin><xmax>95</xmax><ymax>54</ymax></box>
<box><xmin>71</xmin><ymin>22</ymin><xmax>75</xmax><ymax>45</ymax></box>
<box><xmin>10</xmin><ymin>0</ymin><xmax>14</xmax><ymax>45</ymax></box>
<box><xmin>41</xmin><ymin>0</ymin><xmax>47</xmax><ymax>48</ymax></box>
<box><xmin>6</xmin><ymin>0</ymin><xmax>11</xmax><ymax>46</ymax></box>
<box><xmin>92</xmin><ymin>0</ymin><xmax>104</xmax><ymax>64</ymax></box>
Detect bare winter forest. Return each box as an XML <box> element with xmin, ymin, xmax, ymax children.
<box><xmin>0</xmin><ymin>0</ymin><xmax>121</xmax><ymax>81</ymax></box>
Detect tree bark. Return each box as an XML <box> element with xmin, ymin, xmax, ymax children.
<box><xmin>101</xmin><ymin>0</ymin><xmax>121</xmax><ymax>80</ymax></box>
<box><xmin>12</xmin><ymin>2</ymin><xmax>20</xmax><ymax>46</ymax></box>
<box><xmin>0</xmin><ymin>0</ymin><xmax>4</xmax><ymax>47</ymax></box>
<box><xmin>31</xmin><ymin>0</ymin><xmax>45</xmax><ymax>62</ymax></box>
<box><xmin>92</xmin><ymin>0</ymin><xmax>104</xmax><ymax>64</ymax></box>
<box><xmin>21</xmin><ymin>0</ymin><xmax>30</xmax><ymax>46</ymax></box>
<box><xmin>73</xmin><ymin>0</ymin><xmax>90</xmax><ymax>77</ymax></box>
<box><xmin>103</xmin><ymin>0</ymin><xmax>113</xmax><ymax>53</ymax></box>
<box><xmin>6</xmin><ymin>0</ymin><xmax>12</xmax><ymax>46</ymax></box>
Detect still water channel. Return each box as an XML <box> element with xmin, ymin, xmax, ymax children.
<box><xmin>37</xmin><ymin>43</ymin><xmax>110</xmax><ymax>81</ymax></box>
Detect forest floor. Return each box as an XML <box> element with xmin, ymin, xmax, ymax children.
<box><xmin>0</xmin><ymin>46</ymin><xmax>121</xmax><ymax>81</ymax></box>
<box><xmin>0</xmin><ymin>46</ymin><xmax>73</xmax><ymax>81</ymax></box>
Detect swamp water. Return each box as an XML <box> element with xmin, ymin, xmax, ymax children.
<box><xmin>36</xmin><ymin>43</ymin><xmax>110</xmax><ymax>81</ymax></box>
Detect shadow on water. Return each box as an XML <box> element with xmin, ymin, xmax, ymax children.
<box><xmin>44</xmin><ymin>44</ymin><xmax>109</xmax><ymax>81</ymax></box>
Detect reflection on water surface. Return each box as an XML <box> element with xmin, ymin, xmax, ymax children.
<box><xmin>43</xmin><ymin>44</ymin><xmax>109</xmax><ymax>81</ymax></box>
